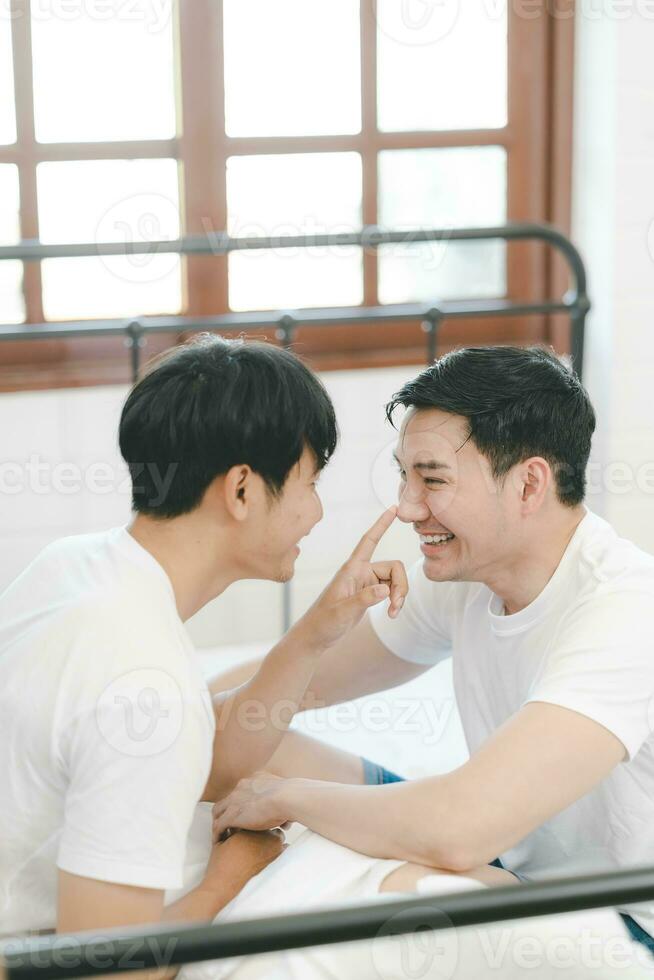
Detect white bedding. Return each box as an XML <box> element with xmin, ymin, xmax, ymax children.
<box><xmin>183</xmin><ymin>647</ymin><xmax>654</xmax><ymax>978</ymax></box>
<box><xmin>176</xmin><ymin>820</ymin><xmax>653</xmax><ymax>980</ymax></box>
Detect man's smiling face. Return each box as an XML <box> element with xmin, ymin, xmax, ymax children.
<box><xmin>394</xmin><ymin>407</ymin><xmax>513</xmax><ymax>583</ymax></box>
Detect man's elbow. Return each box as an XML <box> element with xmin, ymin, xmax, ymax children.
<box><xmin>401</xmin><ymin>820</ymin><xmax>475</xmax><ymax>873</ymax></box>
<box><xmin>405</xmin><ymin>792</ymin><xmax>500</xmax><ymax>873</ymax></box>
<box><xmin>416</xmin><ymin>839</ymin><xmax>481</xmax><ymax>874</ymax></box>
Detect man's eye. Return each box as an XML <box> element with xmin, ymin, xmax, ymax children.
<box><xmin>425</xmin><ymin>478</ymin><xmax>447</xmax><ymax>486</ymax></box>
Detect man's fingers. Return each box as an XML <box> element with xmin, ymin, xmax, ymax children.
<box><xmin>349</xmin><ymin>506</ymin><xmax>398</xmax><ymax>563</ymax></box>
<box><xmin>369</xmin><ymin>560</ymin><xmax>408</xmax><ymax>618</ymax></box>
<box><xmin>214</xmin><ymin>810</ymin><xmax>236</xmax><ymax>842</ymax></box>
<box><xmin>351</xmin><ymin>583</ymin><xmax>390</xmax><ymax>613</ymax></box>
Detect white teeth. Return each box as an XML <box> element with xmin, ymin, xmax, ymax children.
<box><xmin>419</xmin><ymin>533</ymin><xmax>454</xmax><ymax>545</ymax></box>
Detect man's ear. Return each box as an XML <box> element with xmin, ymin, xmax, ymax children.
<box><xmin>223</xmin><ymin>464</ymin><xmax>253</xmax><ymax>520</ymax></box>
<box><xmin>518</xmin><ymin>457</ymin><xmax>551</xmax><ymax>514</ymax></box>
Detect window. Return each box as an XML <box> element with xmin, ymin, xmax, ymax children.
<box><xmin>0</xmin><ymin>0</ymin><xmax>574</xmax><ymax>390</ymax></box>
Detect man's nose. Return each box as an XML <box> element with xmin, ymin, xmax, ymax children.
<box><xmin>397</xmin><ymin>482</ymin><xmax>430</xmax><ymax>523</ymax></box>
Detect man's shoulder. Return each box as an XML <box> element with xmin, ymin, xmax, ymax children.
<box><xmin>0</xmin><ymin>527</ymin><xmax>124</xmax><ymax>602</ymax></box>
<box><xmin>576</xmin><ymin>511</ymin><xmax>654</xmax><ymax>593</ymax></box>
<box><xmin>0</xmin><ymin>526</ymin><xmax>187</xmax><ymax>678</ymax></box>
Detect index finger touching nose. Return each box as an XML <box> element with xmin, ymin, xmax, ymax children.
<box><xmin>350</xmin><ymin>506</ymin><xmax>398</xmax><ymax>562</ymax></box>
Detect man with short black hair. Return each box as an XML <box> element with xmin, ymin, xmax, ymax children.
<box><xmin>213</xmin><ymin>346</ymin><xmax>654</xmax><ymax>952</ymax></box>
<box><xmin>0</xmin><ymin>334</ymin><xmax>406</xmax><ymax>939</ymax></box>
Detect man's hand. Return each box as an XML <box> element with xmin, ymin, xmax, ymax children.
<box><xmin>296</xmin><ymin>506</ymin><xmax>408</xmax><ymax>651</ymax></box>
<box><xmin>212</xmin><ymin>773</ymin><xmax>291</xmax><ymax>843</ymax></box>
<box><xmin>202</xmin><ymin>509</ymin><xmax>407</xmax><ymax>804</ymax></box>
<box><xmin>204</xmin><ymin>826</ymin><xmax>287</xmax><ymax>890</ymax></box>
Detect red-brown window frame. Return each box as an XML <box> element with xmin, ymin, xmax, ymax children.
<box><xmin>0</xmin><ymin>0</ymin><xmax>575</xmax><ymax>393</ymax></box>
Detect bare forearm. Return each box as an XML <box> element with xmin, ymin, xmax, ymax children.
<box><xmin>266</xmin><ymin>729</ymin><xmax>365</xmax><ymax>783</ymax></box>
<box><xmin>278</xmin><ymin>777</ymin><xmax>463</xmax><ymax>869</ymax></box>
<box><xmin>298</xmin><ymin>619</ymin><xmax>427</xmax><ymax>712</ymax></box>
<box><xmin>162</xmin><ymin>879</ymin><xmax>240</xmax><ymax>925</ymax></box>
<box><xmin>110</xmin><ymin>884</ymin><xmax>241</xmax><ymax>980</ymax></box>
<box><xmin>207</xmin><ymin>622</ymin><xmax>326</xmax><ymax>797</ymax></box>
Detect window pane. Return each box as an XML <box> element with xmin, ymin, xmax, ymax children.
<box><xmin>37</xmin><ymin>159</ymin><xmax>182</xmax><ymax>320</ymax></box>
<box><xmin>229</xmin><ymin>250</ymin><xmax>363</xmax><ymax>311</ymax></box>
<box><xmin>377</xmin><ymin>0</ymin><xmax>507</xmax><ymax>132</ymax></box>
<box><xmin>0</xmin><ymin>17</ymin><xmax>16</xmax><ymax>144</ymax></box>
<box><xmin>31</xmin><ymin>1</ymin><xmax>177</xmax><ymax>142</ymax></box>
<box><xmin>223</xmin><ymin>0</ymin><xmax>361</xmax><ymax>137</ymax></box>
<box><xmin>226</xmin><ymin>152</ymin><xmax>363</xmax><ymax>311</ymax></box>
<box><xmin>378</xmin><ymin>146</ymin><xmax>507</xmax><ymax>303</ymax></box>
<box><xmin>0</xmin><ymin>164</ymin><xmax>24</xmax><ymax>324</ymax></box>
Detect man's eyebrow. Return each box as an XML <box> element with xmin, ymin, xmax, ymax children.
<box><xmin>392</xmin><ymin>452</ymin><xmax>451</xmax><ymax>472</ymax></box>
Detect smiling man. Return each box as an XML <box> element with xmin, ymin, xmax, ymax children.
<box><xmin>0</xmin><ymin>334</ymin><xmax>406</xmax><ymax>942</ymax></box>
<box><xmin>212</xmin><ymin>345</ymin><xmax>654</xmax><ymax>953</ymax></box>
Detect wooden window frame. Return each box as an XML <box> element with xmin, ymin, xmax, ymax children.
<box><xmin>0</xmin><ymin>0</ymin><xmax>575</xmax><ymax>392</ymax></box>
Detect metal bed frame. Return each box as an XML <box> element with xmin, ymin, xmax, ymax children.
<box><xmin>1</xmin><ymin>222</ymin><xmax>589</xmax><ymax>381</ymax></box>
<box><xmin>3</xmin><ymin>225</ymin><xmax>645</xmax><ymax>979</ymax></box>
<box><xmin>3</xmin><ymin>866</ymin><xmax>654</xmax><ymax>979</ymax></box>
<box><xmin>0</xmin><ymin>222</ymin><xmax>590</xmax><ymax>632</ymax></box>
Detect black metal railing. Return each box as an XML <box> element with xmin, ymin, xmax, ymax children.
<box><xmin>0</xmin><ymin>223</ymin><xmax>591</xmax><ymax>633</ymax></box>
<box><xmin>0</xmin><ymin>223</ymin><xmax>590</xmax><ymax>382</ymax></box>
<box><xmin>1</xmin><ymin>864</ymin><xmax>652</xmax><ymax>979</ymax></box>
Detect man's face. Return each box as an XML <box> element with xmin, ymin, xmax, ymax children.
<box><xmin>241</xmin><ymin>445</ymin><xmax>324</xmax><ymax>584</ymax></box>
<box><xmin>394</xmin><ymin>408</ymin><xmax>514</xmax><ymax>583</ymax></box>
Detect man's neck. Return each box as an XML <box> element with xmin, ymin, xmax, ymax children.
<box><xmin>484</xmin><ymin>506</ymin><xmax>587</xmax><ymax>616</ymax></box>
<box><xmin>128</xmin><ymin>513</ymin><xmax>241</xmax><ymax>621</ymax></box>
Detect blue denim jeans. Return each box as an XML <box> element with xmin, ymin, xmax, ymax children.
<box><xmin>361</xmin><ymin>758</ymin><xmax>405</xmax><ymax>784</ymax></box>
<box><xmin>620</xmin><ymin>914</ymin><xmax>654</xmax><ymax>958</ymax></box>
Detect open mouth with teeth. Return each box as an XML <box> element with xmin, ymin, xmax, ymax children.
<box><xmin>418</xmin><ymin>532</ymin><xmax>455</xmax><ymax>553</ymax></box>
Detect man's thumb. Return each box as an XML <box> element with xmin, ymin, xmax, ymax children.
<box><xmin>358</xmin><ymin>583</ymin><xmax>390</xmax><ymax>608</ymax></box>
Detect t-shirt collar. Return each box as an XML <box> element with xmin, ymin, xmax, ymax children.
<box><xmin>110</xmin><ymin>525</ymin><xmax>177</xmax><ymax>604</ymax></box>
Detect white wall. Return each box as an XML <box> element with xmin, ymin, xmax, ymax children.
<box><xmin>572</xmin><ymin>4</ymin><xmax>654</xmax><ymax>548</ymax></box>
<box><xmin>0</xmin><ymin>367</ymin><xmax>419</xmax><ymax>647</ymax></box>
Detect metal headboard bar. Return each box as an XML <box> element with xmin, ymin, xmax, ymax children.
<box><xmin>0</xmin><ymin>223</ymin><xmax>590</xmax><ymax>632</ymax></box>
<box><xmin>0</xmin><ymin>222</ymin><xmax>590</xmax><ymax>380</ymax></box>
<box><xmin>1</xmin><ymin>864</ymin><xmax>651</xmax><ymax>980</ymax></box>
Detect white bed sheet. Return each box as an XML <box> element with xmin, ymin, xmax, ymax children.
<box><xmin>184</xmin><ymin>646</ymin><xmax>653</xmax><ymax>978</ymax></box>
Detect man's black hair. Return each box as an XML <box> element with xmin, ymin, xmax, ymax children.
<box><xmin>386</xmin><ymin>346</ymin><xmax>595</xmax><ymax>506</ymax></box>
<box><xmin>119</xmin><ymin>333</ymin><xmax>338</xmax><ymax>517</ymax></box>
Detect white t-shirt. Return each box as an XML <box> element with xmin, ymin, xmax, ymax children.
<box><xmin>370</xmin><ymin>509</ymin><xmax>654</xmax><ymax>932</ymax></box>
<box><xmin>0</xmin><ymin>527</ymin><xmax>215</xmax><ymax>937</ymax></box>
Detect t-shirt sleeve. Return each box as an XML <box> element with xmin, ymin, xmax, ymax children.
<box><xmin>524</xmin><ymin>589</ymin><xmax>654</xmax><ymax>762</ymax></box>
<box><xmin>369</xmin><ymin>560</ymin><xmax>454</xmax><ymax>665</ymax></box>
<box><xmin>55</xmin><ymin>626</ymin><xmax>214</xmax><ymax>890</ymax></box>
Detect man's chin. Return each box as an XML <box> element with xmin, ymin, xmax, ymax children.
<box><xmin>275</xmin><ymin>554</ymin><xmax>298</xmax><ymax>584</ymax></box>
<box><xmin>422</xmin><ymin>556</ymin><xmax>456</xmax><ymax>582</ymax></box>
